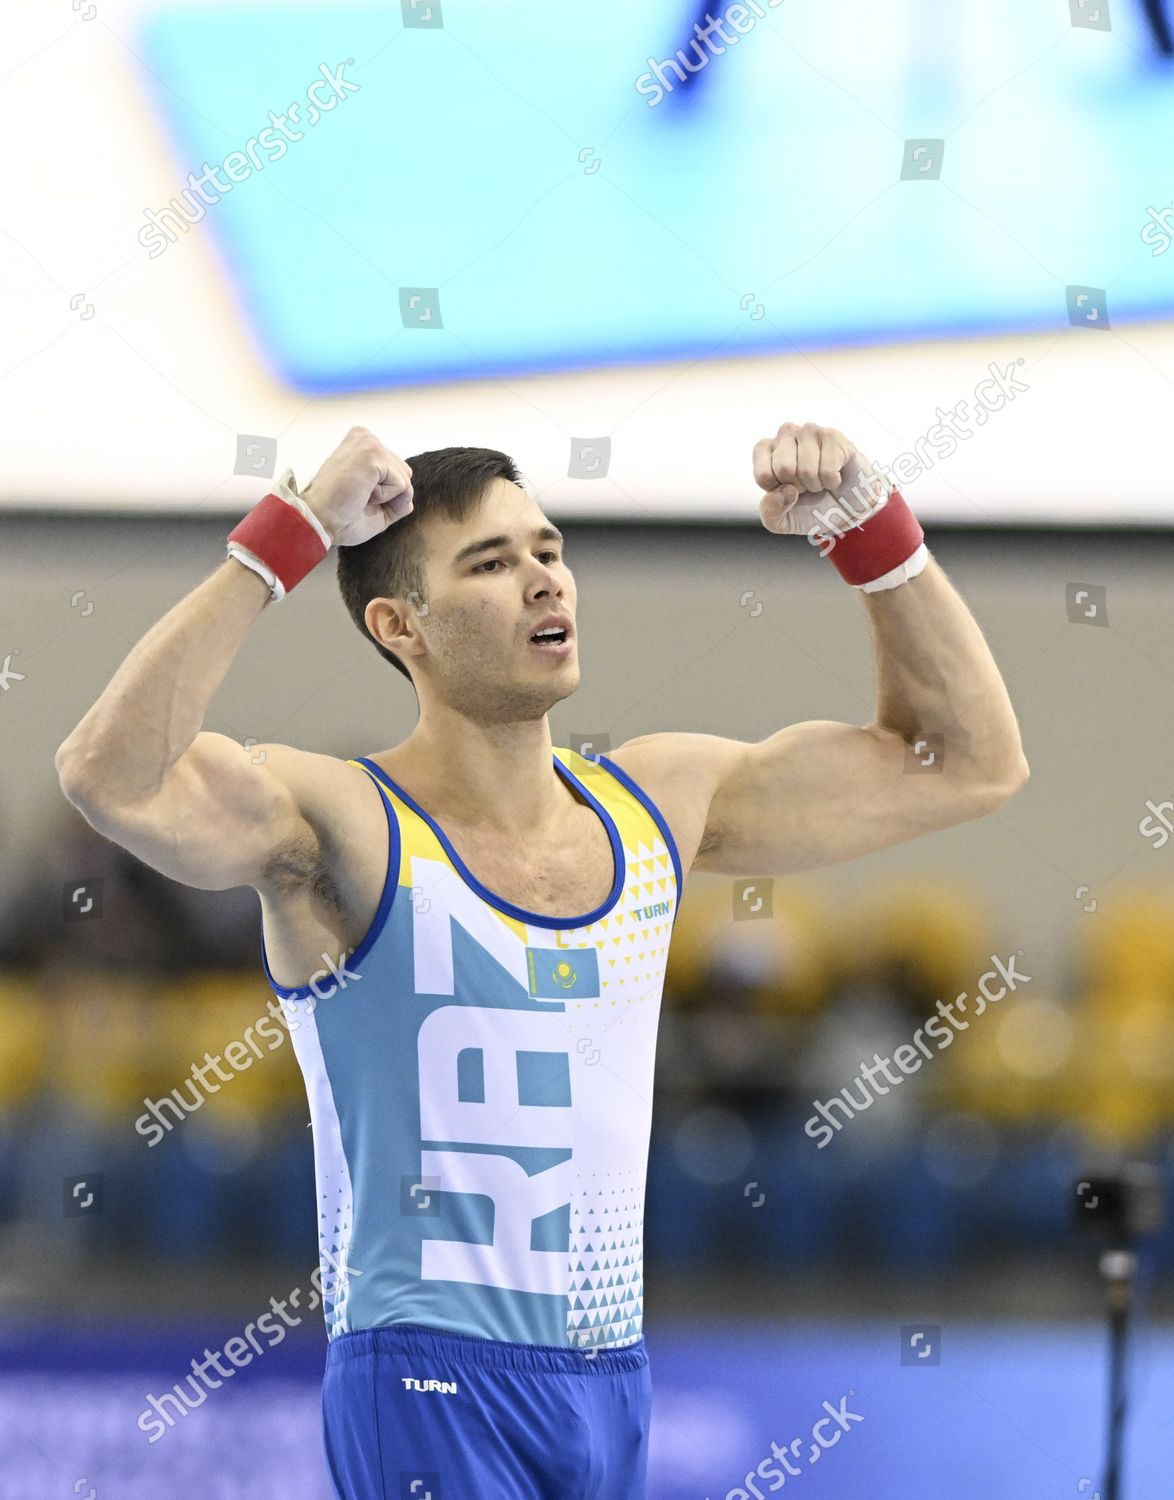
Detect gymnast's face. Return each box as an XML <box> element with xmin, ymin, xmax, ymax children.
<box><xmin>412</xmin><ymin>478</ymin><xmax>580</xmax><ymax>722</ymax></box>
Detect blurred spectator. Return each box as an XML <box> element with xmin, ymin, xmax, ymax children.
<box><xmin>0</xmin><ymin>805</ymin><xmax>260</xmax><ymax>972</ymax></box>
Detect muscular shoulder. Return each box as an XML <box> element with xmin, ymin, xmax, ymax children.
<box><xmin>605</xmin><ymin>732</ymin><xmax>751</xmax><ymax>873</ymax></box>
<box><xmin>607</xmin><ymin>731</ymin><xmax>748</xmax><ymax>793</ymax></box>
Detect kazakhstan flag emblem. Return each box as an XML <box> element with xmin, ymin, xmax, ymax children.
<box><xmin>526</xmin><ymin>945</ymin><xmax>600</xmax><ymax>1000</ymax></box>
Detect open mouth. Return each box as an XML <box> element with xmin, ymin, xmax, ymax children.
<box><xmin>529</xmin><ymin>628</ymin><xmax>568</xmax><ymax>645</ymax></box>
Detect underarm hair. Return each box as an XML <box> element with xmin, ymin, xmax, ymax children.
<box><xmin>261</xmin><ymin>828</ymin><xmax>339</xmax><ymax>910</ymax></box>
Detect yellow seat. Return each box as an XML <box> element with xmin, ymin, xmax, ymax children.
<box><xmin>0</xmin><ymin>972</ymin><xmax>48</xmax><ymax>1109</ymax></box>
<box><xmin>47</xmin><ymin>968</ymin><xmax>157</xmax><ymax>1125</ymax></box>
<box><xmin>1071</xmin><ymin>882</ymin><xmax>1174</xmax><ymax>1012</ymax></box>
<box><xmin>667</xmin><ymin>875</ymin><xmax>834</xmax><ymax>1015</ymax></box>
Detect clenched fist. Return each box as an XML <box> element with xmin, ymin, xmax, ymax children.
<box><xmin>302</xmin><ymin>427</ymin><xmax>415</xmax><ymax>547</ymax></box>
<box><xmin>752</xmin><ymin>422</ymin><xmax>889</xmax><ymax>538</ymax></box>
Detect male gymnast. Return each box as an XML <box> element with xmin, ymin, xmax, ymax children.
<box><xmin>56</xmin><ymin>421</ymin><xmax>1028</xmax><ymax>1498</ymax></box>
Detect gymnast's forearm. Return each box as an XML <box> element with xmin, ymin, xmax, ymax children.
<box><xmin>55</xmin><ymin>557</ymin><xmax>271</xmax><ymax>806</ymax></box>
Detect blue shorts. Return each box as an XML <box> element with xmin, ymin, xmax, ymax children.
<box><xmin>322</xmin><ymin>1323</ymin><xmax>653</xmax><ymax>1500</ymax></box>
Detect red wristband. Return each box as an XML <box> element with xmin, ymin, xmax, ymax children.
<box><xmin>228</xmin><ymin>492</ymin><xmax>329</xmax><ymax>597</ymax></box>
<box><xmin>821</xmin><ymin>489</ymin><xmax>924</xmax><ymax>586</ymax></box>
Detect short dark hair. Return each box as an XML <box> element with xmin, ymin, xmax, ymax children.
<box><xmin>336</xmin><ymin>446</ymin><xmax>525</xmax><ymax>684</ymax></box>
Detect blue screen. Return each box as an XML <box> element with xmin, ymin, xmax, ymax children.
<box><xmin>138</xmin><ymin>2</ymin><xmax>1174</xmax><ymax>392</ymax></box>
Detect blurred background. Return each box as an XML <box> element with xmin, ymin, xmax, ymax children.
<box><xmin>4</xmin><ymin>0</ymin><xmax>1174</xmax><ymax>1496</ymax></box>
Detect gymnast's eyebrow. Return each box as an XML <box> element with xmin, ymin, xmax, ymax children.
<box><xmin>451</xmin><ymin>525</ymin><xmax>564</xmax><ymax>566</ymax></box>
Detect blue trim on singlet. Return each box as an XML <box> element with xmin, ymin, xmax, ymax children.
<box><xmin>258</xmin><ymin>764</ymin><xmax>402</xmax><ymax>1001</ymax></box>
<box><xmin>595</xmin><ymin>753</ymin><xmax>684</xmax><ymax>930</ymax></box>
<box><xmin>352</xmin><ymin>753</ymin><xmax>626</xmax><ymax>931</ymax></box>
